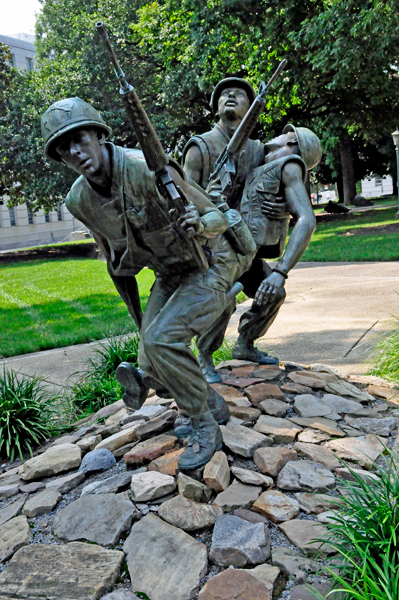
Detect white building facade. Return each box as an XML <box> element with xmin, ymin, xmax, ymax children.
<box><xmin>361</xmin><ymin>174</ymin><xmax>394</xmax><ymax>198</ymax></box>
<box><xmin>0</xmin><ymin>33</ymin><xmax>86</xmax><ymax>251</ymax></box>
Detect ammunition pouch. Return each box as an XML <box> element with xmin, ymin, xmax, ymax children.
<box><xmin>223</xmin><ymin>208</ymin><xmax>257</xmax><ymax>256</ymax></box>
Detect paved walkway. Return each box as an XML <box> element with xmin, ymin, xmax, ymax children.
<box><xmin>5</xmin><ymin>261</ymin><xmax>399</xmax><ymax>387</ymax></box>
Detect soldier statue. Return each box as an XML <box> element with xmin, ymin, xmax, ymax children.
<box><xmin>183</xmin><ymin>78</ymin><xmax>322</xmax><ymax>383</ymax></box>
<box><xmin>41</xmin><ymin>97</ymin><xmax>256</xmax><ymax>470</ymax></box>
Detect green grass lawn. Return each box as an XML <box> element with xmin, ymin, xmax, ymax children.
<box><xmin>302</xmin><ymin>205</ymin><xmax>399</xmax><ymax>262</ymax></box>
<box><xmin>0</xmin><ymin>258</ymin><xmax>155</xmax><ymax>358</ymax></box>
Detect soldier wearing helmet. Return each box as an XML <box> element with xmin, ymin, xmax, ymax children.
<box><xmin>183</xmin><ymin>80</ymin><xmax>322</xmax><ymax>386</ymax></box>
<box><xmin>41</xmin><ymin>97</ymin><xmax>258</xmax><ymax>470</ymax></box>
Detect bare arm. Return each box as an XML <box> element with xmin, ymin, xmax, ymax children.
<box><xmin>254</xmin><ymin>162</ymin><xmax>315</xmax><ymax>306</ymax></box>
<box><xmin>182</xmin><ymin>144</ymin><xmax>203</xmax><ymax>185</ymax></box>
<box><xmin>166</xmin><ymin>164</ymin><xmax>228</xmax><ymax>238</ymax></box>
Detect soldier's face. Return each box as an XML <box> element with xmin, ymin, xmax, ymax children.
<box><xmin>264</xmin><ymin>132</ymin><xmax>300</xmax><ymax>163</ymax></box>
<box><xmin>218</xmin><ymin>87</ymin><xmax>250</xmax><ymax>122</ymax></box>
<box><xmin>55</xmin><ymin>128</ymin><xmax>107</xmax><ymax>178</ymax></box>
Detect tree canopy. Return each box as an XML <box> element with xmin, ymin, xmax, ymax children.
<box><xmin>0</xmin><ymin>0</ymin><xmax>398</xmax><ymax>210</ymax></box>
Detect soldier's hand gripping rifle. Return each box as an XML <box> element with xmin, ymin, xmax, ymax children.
<box><xmin>96</xmin><ymin>21</ymin><xmax>209</xmax><ymax>272</ymax></box>
<box><xmin>209</xmin><ymin>59</ymin><xmax>288</xmax><ymax>199</ymax></box>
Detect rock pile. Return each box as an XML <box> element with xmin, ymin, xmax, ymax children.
<box><xmin>0</xmin><ymin>360</ymin><xmax>397</xmax><ymax>599</ymax></box>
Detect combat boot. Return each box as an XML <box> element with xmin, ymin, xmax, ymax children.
<box><xmin>198</xmin><ymin>350</ymin><xmax>222</xmax><ymax>384</ymax></box>
<box><xmin>174</xmin><ymin>387</ymin><xmax>230</xmax><ymax>438</ymax></box>
<box><xmin>178</xmin><ymin>411</ymin><xmax>223</xmax><ymax>470</ymax></box>
<box><xmin>115</xmin><ymin>362</ymin><xmax>149</xmax><ymax>410</ymax></box>
<box><xmin>232</xmin><ymin>338</ymin><xmax>279</xmax><ymax>366</ymax></box>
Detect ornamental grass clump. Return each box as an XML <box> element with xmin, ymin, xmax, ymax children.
<box><xmin>71</xmin><ymin>333</ymin><xmax>140</xmax><ymax>417</ymax></box>
<box><xmin>310</xmin><ymin>452</ymin><xmax>399</xmax><ymax>600</ymax></box>
<box><xmin>0</xmin><ymin>368</ymin><xmax>56</xmax><ymax>461</ymax></box>
<box><xmin>370</xmin><ymin>316</ymin><xmax>399</xmax><ymax>383</ymax></box>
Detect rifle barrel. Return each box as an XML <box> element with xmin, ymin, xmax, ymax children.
<box><xmin>96</xmin><ymin>21</ymin><xmax>130</xmax><ymax>93</ymax></box>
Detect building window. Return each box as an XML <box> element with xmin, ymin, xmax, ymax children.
<box><xmin>57</xmin><ymin>202</ymin><xmax>63</xmax><ymax>221</ymax></box>
<box><xmin>26</xmin><ymin>57</ymin><xmax>34</xmax><ymax>71</ymax></box>
<box><xmin>27</xmin><ymin>205</ymin><xmax>34</xmax><ymax>225</ymax></box>
<box><xmin>45</xmin><ymin>213</ymin><xmax>50</xmax><ymax>223</ymax></box>
<box><xmin>375</xmin><ymin>178</ymin><xmax>382</xmax><ymax>187</ymax></box>
<box><xmin>9</xmin><ymin>207</ymin><xmax>16</xmax><ymax>226</ymax></box>
<box><xmin>10</xmin><ymin>54</ymin><xmax>16</xmax><ymax>67</ymax></box>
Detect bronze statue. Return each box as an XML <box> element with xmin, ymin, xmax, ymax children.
<box><xmin>183</xmin><ymin>78</ymin><xmax>321</xmax><ymax>383</ymax></box>
<box><xmin>41</xmin><ymin>73</ymin><xmax>258</xmax><ymax>471</ymax></box>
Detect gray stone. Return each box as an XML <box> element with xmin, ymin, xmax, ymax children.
<box><xmin>220</xmin><ymin>424</ymin><xmax>272</xmax><ymax>457</ymax></box>
<box><xmin>0</xmin><ymin>541</ymin><xmax>124</xmax><ymax>599</ymax></box>
<box><xmin>216</xmin><ymin>359</ymin><xmax>259</xmax><ymax>370</ymax></box>
<box><xmin>95</xmin><ymin>399</ymin><xmax>126</xmax><ymax>421</ymax></box>
<box><xmin>53</xmin><ymin>493</ymin><xmax>136</xmax><ymax>547</ymax></box>
<box><xmin>123</xmin><ymin>513</ymin><xmax>207</xmax><ymax>600</ymax></box>
<box><xmin>95</xmin><ymin>425</ymin><xmax>141</xmax><ymax>452</ymax></box>
<box><xmin>279</xmin><ymin>519</ymin><xmax>336</xmax><ymax>556</ymax></box>
<box><xmin>210</xmin><ymin>514</ymin><xmax>270</xmax><ymax>567</ymax></box>
<box><xmin>76</xmin><ymin>434</ymin><xmax>102</xmax><ymax>452</ymax></box>
<box><xmin>253</xmin><ymin>490</ymin><xmax>300</xmax><ymax>523</ymax></box>
<box><xmin>51</xmin><ymin>434</ymin><xmax>80</xmax><ymax>446</ymax></box>
<box><xmin>0</xmin><ymin>494</ymin><xmax>28</xmax><ymax>526</ymax></box>
<box><xmin>344</xmin><ymin>416</ymin><xmax>396</xmax><ymax>437</ymax></box>
<box><xmin>253</xmin><ymin>447</ymin><xmax>298</xmax><ymax>478</ymax></box>
<box><xmin>23</xmin><ymin>489</ymin><xmax>61</xmax><ymax>517</ymax></box>
<box><xmin>289</xmin><ymin>416</ymin><xmax>345</xmax><ymax>437</ymax></box>
<box><xmin>335</xmin><ymin>466</ymin><xmax>380</xmax><ymax>483</ymax></box>
<box><xmin>321</xmin><ymin>393</ymin><xmax>362</xmax><ymax>414</ymax></box>
<box><xmin>0</xmin><ymin>484</ymin><xmax>20</xmax><ymax>500</ymax></box>
<box><xmin>297</xmin><ymin>428</ymin><xmax>331</xmax><ymax>444</ymax></box>
<box><xmin>214</xmin><ymin>480</ymin><xmax>262</xmax><ymax>512</ymax></box>
<box><xmin>325</xmin><ymin>434</ymin><xmax>386</xmax><ymax>469</ymax></box>
<box><xmin>254</xmin><ymin>416</ymin><xmax>302</xmax><ymax>443</ymax></box>
<box><xmin>130</xmin><ymin>471</ymin><xmax>176</xmax><ymax>502</ymax></box>
<box><xmin>199</xmin><ymin>569</ymin><xmax>272</xmax><ymax>599</ymax></box>
<box><xmin>158</xmin><ymin>494</ymin><xmax>223</xmax><ymax>530</ymax></box>
<box><xmin>277</xmin><ymin>461</ymin><xmax>335</xmax><ymax>492</ymax></box>
<box><xmin>231</xmin><ymin>466</ymin><xmax>273</xmax><ymax>487</ymax></box>
<box><xmin>293</xmin><ymin>395</ymin><xmax>340</xmax><ymax>420</ymax></box>
<box><xmin>81</xmin><ymin>472</ymin><xmax>132</xmax><ymax>496</ymax></box>
<box><xmin>294</xmin><ymin>493</ymin><xmax>342</xmax><ymax>514</ymax></box>
<box><xmin>317</xmin><ymin>510</ymin><xmax>342</xmax><ymax>524</ymax></box>
<box><xmin>259</xmin><ymin>398</ymin><xmax>288</xmax><ymax>417</ymax></box>
<box><xmin>134</xmin><ymin>410</ymin><xmax>177</xmax><ymax>440</ymax></box>
<box><xmin>105</xmin><ymin>408</ymin><xmax>128</xmax><ymax>425</ymax></box>
<box><xmin>244</xmin><ymin>564</ymin><xmax>284</xmax><ymax>597</ymax></box>
<box><xmin>177</xmin><ymin>472</ymin><xmax>212</xmax><ymax>503</ymax></box>
<box><xmin>79</xmin><ymin>448</ymin><xmax>116</xmax><ymax>474</ymax></box>
<box><xmin>102</xmin><ymin>592</ymin><xmax>140</xmax><ymax>600</ymax></box>
<box><xmin>46</xmin><ymin>471</ymin><xmax>85</xmax><ymax>494</ymax></box>
<box><xmin>0</xmin><ymin>515</ymin><xmax>31</xmax><ymax>562</ymax></box>
<box><xmin>294</xmin><ymin>442</ymin><xmax>340</xmax><ymax>471</ymax></box>
<box><xmin>288</xmin><ymin>371</ymin><xmax>338</xmax><ymax>389</ymax></box>
<box><xmin>233</xmin><ymin>508</ymin><xmax>269</xmax><ymax>525</ymax></box>
<box><xmin>324</xmin><ymin>380</ymin><xmax>374</xmax><ymax>402</ymax></box>
<box><xmin>19</xmin><ymin>444</ymin><xmax>82</xmax><ymax>480</ymax></box>
<box><xmin>122</xmin><ymin>405</ymin><xmax>167</xmax><ymax>425</ymax></box>
<box><xmin>272</xmin><ymin>547</ymin><xmax>318</xmax><ymax>582</ymax></box>
<box><xmin>290</xmin><ymin>581</ymin><xmax>341</xmax><ymax>600</ymax></box>
<box><xmin>19</xmin><ymin>481</ymin><xmax>45</xmax><ymax>494</ymax></box>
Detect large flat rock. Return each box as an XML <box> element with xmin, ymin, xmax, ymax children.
<box><xmin>0</xmin><ymin>494</ymin><xmax>28</xmax><ymax>527</ymax></box>
<box><xmin>253</xmin><ymin>447</ymin><xmax>297</xmax><ymax>477</ymax></box>
<box><xmin>254</xmin><ymin>416</ymin><xmax>302</xmax><ymax>444</ymax></box>
<box><xmin>0</xmin><ymin>542</ymin><xmax>124</xmax><ymax>599</ymax></box>
<box><xmin>325</xmin><ymin>434</ymin><xmax>386</xmax><ymax>469</ymax></box>
<box><xmin>130</xmin><ymin>471</ymin><xmax>176</xmax><ymax>502</ymax></box>
<box><xmin>272</xmin><ymin>547</ymin><xmax>318</xmax><ymax>582</ymax></box>
<box><xmin>321</xmin><ymin>393</ymin><xmax>362</xmax><ymax>414</ymax></box>
<box><xmin>210</xmin><ymin>514</ymin><xmax>270</xmax><ymax>567</ymax></box>
<box><xmin>123</xmin><ymin>434</ymin><xmax>177</xmax><ymax>465</ymax></box>
<box><xmin>23</xmin><ymin>489</ymin><xmax>61</xmax><ymax>517</ymax></box>
<box><xmin>344</xmin><ymin>416</ymin><xmax>396</xmax><ymax>437</ymax></box>
<box><xmin>294</xmin><ymin>493</ymin><xmax>341</xmax><ymax>515</ymax></box>
<box><xmin>220</xmin><ymin>424</ymin><xmax>272</xmax><ymax>457</ymax></box>
<box><xmin>279</xmin><ymin>519</ymin><xmax>336</xmax><ymax>556</ymax></box>
<box><xmin>0</xmin><ymin>515</ymin><xmax>31</xmax><ymax>562</ymax></box>
<box><xmin>19</xmin><ymin>444</ymin><xmax>82</xmax><ymax>480</ymax></box>
<box><xmin>123</xmin><ymin>513</ymin><xmax>207</xmax><ymax>600</ymax></box>
<box><xmin>288</xmin><ymin>416</ymin><xmax>345</xmax><ymax>437</ymax></box>
<box><xmin>293</xmin><ymin>394</ymin><xmax>340</xmax><ymax>420</ymax></box>
<box><xmin>294</xmin><ymin>442</ymin><xmax>340</xmax><ymax>471</ymax></box>
<box><xmin>214</xmin><ymin>481</ymin><xmax>262</xmax><ymax>512</ymax></box>
<box><xmin>253</xmin><ymin>490</ymin><xmax>300</xmax><ymax>523</ymax></box>
<box><xmin>53</xmin><ymin>493</ymin><xmax>136</xmax><ymax>547</ymax></box>
<box><xmin>277</xmin><ymin>461</ymin><xmax>335</xmax><ymax>492</ymax></box>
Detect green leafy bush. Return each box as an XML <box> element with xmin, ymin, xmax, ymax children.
<box><xmin>310</xmin><ymin>452</ymin><xmax>399</xmax><ymax>600</ymax></box>
<box><xmin>0</xmin><ymin>368</ymin><xmax>56</xmax><ymax>461</ymax></box>
<box><xmin>370</xmin><ymin>316</ymin><xmax>399</xmax><ymax>383</ymax></box>
<box><xmin>71</xmin><ymin>333</ymin><xmax>140</xmax><ymax>418</ymax></box>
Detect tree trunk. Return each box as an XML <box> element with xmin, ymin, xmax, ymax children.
<box><xmin>340</xmin><ymin>136</ymin><xmax>357</xmax><ymax>206</ymax></box>
<box><xmin>336</xmin><ymin>172</ymin><xmax>344</xmax><ymax>203</ymax></box>
<box><xmin>392</xmin><ymin>170</ymin><xmax>398</xmax><ymax>197</ymax></box>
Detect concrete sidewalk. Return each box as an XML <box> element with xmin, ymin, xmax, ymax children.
<box><xmin>4</xmin><ymin>261</ymin><xmax>399</xmax><ymax>387</ymax></box>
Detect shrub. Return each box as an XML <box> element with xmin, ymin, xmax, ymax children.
<box><xmin>0</xmin><ymin>368</ymin><xmax>56</xmax><ymax>461</ymax></box>
<box><xmin>310</xmin><ymin>452</ymin><xmax>399</xmax><ymax>600</ymax></box>
<box><xmin>71</xmin><ymin>333</ymin><xmax>140</xmax><ymax>417</ymax></box>
<box><xmin>370</xmin><ymin>316</ymin><xmax>399</xmax><ymax>383</ymax></box>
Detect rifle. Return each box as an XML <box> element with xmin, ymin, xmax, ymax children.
<box><xmin>96</xmin><ymin>21</ymin><xmax>209</xmax><ymax>272</ymax></box>
<box><xmin>209</xmin><ymin>59</ymin><xmax>288</xmax><ymax>199</ymax></box>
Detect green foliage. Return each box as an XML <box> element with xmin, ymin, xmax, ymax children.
<box><xmin>310</xmin><ymin>453</ymin><xmax>399</xmax><ymax>600</ymax></box>
<box><xmin>0</xmin><ymin>368</ymin><xmax>56</xmax><ymax>461</ymax></box>
<box><xmin>212</xmin><ymin>338</ymin><xmax>234</xmax><ymax>365</ymax></box>
<box><xmin>370</xmin><ymin>317</ymin><xmax>399</xmax><ymax>383</ymax></box>
<box><xmin>0</xmin><ymin>258</ymin><xmax>154</xmax><ymax>358</ymax></box>
<box><xmin>71</xmin><ymin>333</ymin><xmax>140</xmax><ymax>417</ymax></box>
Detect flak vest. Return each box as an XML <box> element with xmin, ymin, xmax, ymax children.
<box><xmin>240</xmin><ymin>154</ymin><xmax>307</xmax><ymax>258</ymax></box>
<box><xmin>182</xmin><ymin>124</ymin><xmax>265</xmax><ymax>209</ymax></box>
